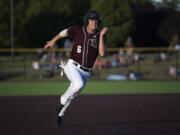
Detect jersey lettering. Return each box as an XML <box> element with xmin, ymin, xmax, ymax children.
<box><xmin>89</xmin><ymin>39</ymin><xmax>97</xmax><ymax>48</ymax></box>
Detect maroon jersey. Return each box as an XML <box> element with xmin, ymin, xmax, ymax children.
<box><xmin>67</xmin><ymin>26</ymin><xmax>99</xmax><ymax>69</ymax></box>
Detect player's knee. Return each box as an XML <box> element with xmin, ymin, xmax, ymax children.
<box><xmin>73</xmin><ymin>81</ymin><xmax>85</xmax><ymax>91</ymax></box>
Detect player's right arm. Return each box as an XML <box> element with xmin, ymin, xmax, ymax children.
<box><xmin>43</xmin><ymin>29</ymin><xmax>68</xmax><ymax>49</ymax></box>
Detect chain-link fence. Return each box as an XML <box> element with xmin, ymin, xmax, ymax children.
<box><xmin>0</xmin><ymin>48</ymin><xmax>179</xmax><ymax>81</ymax></box>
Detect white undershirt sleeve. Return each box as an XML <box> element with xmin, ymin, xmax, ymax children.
<box><xmin>59</xmin><ymin>29</ymin><xmax>68</xmax><ymax>37</ymax></box>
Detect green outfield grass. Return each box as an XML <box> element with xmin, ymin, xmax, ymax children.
<box><xmin>0</xmin><ymin>81</ymin><xmax>180</xmax><ymax>96</ymax></box>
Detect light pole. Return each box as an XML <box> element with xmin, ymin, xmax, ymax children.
<box><xmin>10</xmin><ymin>0</ymin><xmax>14</xmax><ymax>57</ymax></box>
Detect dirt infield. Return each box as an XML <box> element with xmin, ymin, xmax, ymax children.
<box><xmin>0</xmin><ymin>94</ymin><xmax>180</xmax><ymax>135</ymax></box>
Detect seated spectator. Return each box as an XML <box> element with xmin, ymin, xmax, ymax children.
<box><xmin>160</xmin><ymin>52</ymin><xmax>167</xmax><ymax>61</ymax></box>
<box><xmin>128</xmin><ymin>70</ymin><xmax>137</xmax><ymax>81</ymax></box>
<box><xmin>94</xmin><ymin>58</ymin><xmax>103</xmax><ymax>70</ymax></box>
<box><xmin>32</xmin><ymin>61</ymin><xmax>40</xmax><ymax>70</ymax></box>
<box><xmin>133</xmin><ymin>53</ymin><xmax>139</xmax><ymax>63</ymax></box>
<box><xmin>154</xmin><ymin>52</ymin><xmax>168</xmax><ymax>62</ymax></box>
<box><xmin>111</xmin><ymin>54</ymin><xmax>119</xmax><ymax>68</ymax></box>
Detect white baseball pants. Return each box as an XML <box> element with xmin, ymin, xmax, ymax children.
<box><xmin>59</xmin><ymin>59</ymin><xmax>91</xmax><ymax>117</ymax></box>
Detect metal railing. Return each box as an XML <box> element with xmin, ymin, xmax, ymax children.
<box><xmin>0</xmin><ymin>48</ymin><xmax>179</xmax><ymax>81</ymax></box>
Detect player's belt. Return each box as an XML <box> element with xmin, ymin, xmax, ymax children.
<box><xmin>72</xmin><ymin>61</ymin><xmax>92</xmax><ymax>72</ymax></box>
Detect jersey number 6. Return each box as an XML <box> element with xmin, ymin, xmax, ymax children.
<box><xmin>77</xmin><ymin>45</ymin><xmax>81</xmax><ymax>53</ymax></box>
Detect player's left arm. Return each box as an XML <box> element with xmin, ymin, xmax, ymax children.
<box><xmin>99</xmin><ymin>27</ymin><xmax>108</xmax><ymax>56</ymax></box>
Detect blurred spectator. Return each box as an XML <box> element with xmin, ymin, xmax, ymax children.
<box><xmin>36</xmin><ymin>48</ymin><xmax>44</xmax><ymax>60</ymax></box>
<box><xmin>169</xmin><ymin>64</ymin><xmax>176</xmax><ymax>77</ymax></box>
<box><xmin>94</xmin><ymin>58</ymin><xmax>111</xmax><ymax>70</ymax></box>
<box><xmin>32</xmin><ymin>48</ymin><xmax>44</xmax><ymax>71</ymax></box>
<box><xmin>32</xmin><ymin>61</ymin><xmax>40</xmax><ymax>70</ymax></box>
<box><xmin>154</xmin><ymin>53</ymin><xmax>161</xmax><ymax>62</ymax></box>
<box><xmin>124</xmin><ymin>36</ymin><xmax>134</xmax><ymax>56</ymax></box>
<box><xmin>118</xmin><ymin>49</ymin><xmax>127</xmax><ymax>67</ymax></box>
<box><xmin>111</xmin><ymin>54</ymin><xmax>119</xmax><ymax>67</ymax></box>
<box><xmin>160</xmin><ymin>52</ymin><xmax>167</xmax><ymax>61</ymax></box>
<box><xmin>128</xmin><ymin>70</ymin><xmax>137</xmax><ymax>81</ymax></box>
<box><xmin>103</xmin><ymin>59</ymin><xmax>111</xmax><ymax>69</ymax></box>
<box><xmin>124</xmin><ymin>36</ymin><xmax>135</xmax><ymax>65</ymax></box>
<box><xmin>50</xmin><ymin>52</ymin><xmax>57</xmax><ymax>64</ymax></box>
<box><xmin>32</xmin><ymin>50</ymin><xmax>59</xmax><ymax>78</ymax></box>
<box><xmin>94</xmin><ymin>57</ymin><xmax>103</xmax><ymax>70</ymax></box>
<box><xmin>154</xmin><ymin>52</ymin><xmax>167</xmax><ymax>62</ymax></box>
<box><xmin>133</xmin><ymin>53</ymin><xmax>140</xmax><ymax>63</ymax></box>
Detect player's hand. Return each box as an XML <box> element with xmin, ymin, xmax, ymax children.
<box><xmin>100</xmin><ymin>27</ymin><xmax>108</xmax><ymax>37</ymax></box>
<box><xmin>43</xmin><ymin>40</ymin><xmax>55</xmax><ymax>49</ymax></box>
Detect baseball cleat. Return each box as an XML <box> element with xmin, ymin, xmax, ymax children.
<box><xmin>55</xmin><ymin>103</ymin><xmax>64</xmax><ymax>115</ymax></box>
<box><xmin>55</xmin><ymin>102</ymin><xmax>64</xmax><ymax>127</ymax></box>
<box><xmin>56</xmin><ymin>116</ymin><xmax>63</xmax><ymax>127</ymax></box>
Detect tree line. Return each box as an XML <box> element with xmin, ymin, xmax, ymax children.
<box><xmin>0</xmin><ymin>0</ymin><xmax>180</xmax><ymax>48</ymax></box>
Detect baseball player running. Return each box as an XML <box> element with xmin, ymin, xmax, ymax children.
<box><xmin>44</xmin><ymin>10</ymin><xmax>108</xmax><ymax>127</ymax></box>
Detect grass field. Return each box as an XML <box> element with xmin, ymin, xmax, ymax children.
<box><xmin>0</xmin><ymin>81</ymin><xmax>180</xmax><ymax>96</ymax></box>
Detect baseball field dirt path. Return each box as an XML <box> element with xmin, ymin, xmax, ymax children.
<box><xmin>0</xmin><ymin>94</ymin><xmax>180</xmax><ymax>135</ymax></box>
